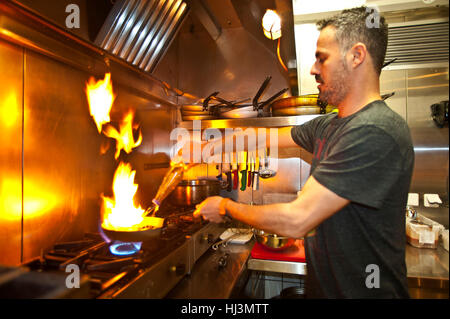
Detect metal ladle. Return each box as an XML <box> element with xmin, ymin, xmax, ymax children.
<box><xmin>259</xmin><ymin>149</ymin><xmax>276</xmax><ymax>179</ymax></box>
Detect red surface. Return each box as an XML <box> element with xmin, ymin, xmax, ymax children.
<box><xmin>251</xmin><ymin>239</ymin><xmax>306</xmax><ymax>262</ymax></box>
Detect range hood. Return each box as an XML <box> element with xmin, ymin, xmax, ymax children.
<box><xmin>95</xmin><ymin>0</ymin><xmax>189</xmax><ymax>73</ymax></box>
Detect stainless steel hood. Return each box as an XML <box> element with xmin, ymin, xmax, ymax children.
<box><xmin>95</xmin><ymin>0</ymin><xmax>189</xmax><ymax>73</ymax></box>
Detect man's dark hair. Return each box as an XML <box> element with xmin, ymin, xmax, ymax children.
<box><xmin>317</xmin><ymin>6</ymin><xmax>388</xmax><ymax>75</ymax></box>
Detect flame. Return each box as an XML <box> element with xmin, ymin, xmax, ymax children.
<box><xmin>85</xmin><ymin>73</ymin><xmax>116</xmax><ymax>133</ymax></box>
<box><xmin>103</xmin><ymin>110</ymin><xmax>143</xmax><ymax>159</ymax></box>
<box><xmin>101</xmin><ymin>162</ymin><xmax>163</xmax><ymax>231</ymax></box>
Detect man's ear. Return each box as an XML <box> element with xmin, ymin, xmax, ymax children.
<box><xmin>348</xmin><ymin>42</ymin><xmax>367</xmax><ymax>69</ymax></box>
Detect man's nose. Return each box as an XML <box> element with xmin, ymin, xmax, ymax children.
<box><xmin>310</xmin><ymin>62</ymin><xmax>319</xmax><ymax>76</ymax></box>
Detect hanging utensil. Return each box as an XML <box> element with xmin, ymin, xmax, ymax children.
<box><xmin>226</xmin><ymin>153</ymin><xmax>232</xmax><ymax>192</ymax></box>
<box><xmin>240</xmin><ymin>151</ymin><xmax>247</xmax><ymax>191</ymax></box>
<box><xmin>232</xmin><ymin>152</ymin><xmax>239</xmax><ymax>190</ymax></box>
<box><xmin>259</xmin><ymin>148</ymin><xmax>276</xmax><ymax>179</ymax></box>
<box><xmin>247</xmin><ymin>154</ymin><xmax>253</xmax><ymax>188</ymax></box>
<box><xmin>252</xmin><ymin>155</ymin><xmax>260</xmax><ymax>190</ymax></box>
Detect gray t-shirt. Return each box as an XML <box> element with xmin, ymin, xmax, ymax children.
<box><xmin>291</xmin><ymin>100</ymin><xmax>414</xmax><ymax>298</ymax></box>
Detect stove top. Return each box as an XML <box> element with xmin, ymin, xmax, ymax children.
<box><xmin>12</xmin><ymin>206</ymin><xmax>224</xmax><ymax>299</ymax></box>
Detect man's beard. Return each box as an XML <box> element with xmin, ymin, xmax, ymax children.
<box><xmin>317</xmin><ymin>60</ymin><xmax>351</xmax><ymax>106</ymax></box>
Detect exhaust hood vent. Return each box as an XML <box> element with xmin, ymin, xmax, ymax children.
<box><xmin>95</xmin><ymin>0</ymin><xmax>189</xmax><ymax>73</ymax></box>
<box><xmin>385</xmin><ymin>19</ymin><xmax>449</xmax><ymax>68</ymax></box>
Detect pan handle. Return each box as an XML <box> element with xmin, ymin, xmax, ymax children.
<box><xmin>253</xmin><ymin>76</ymin><xmax>272</xmax><ymax>111</ymax></box>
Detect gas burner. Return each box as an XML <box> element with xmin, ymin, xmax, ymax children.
<box><xmin>109</xmin><ymin>242</ymin><xmax>142</xmax><ymax>256</ymax></box>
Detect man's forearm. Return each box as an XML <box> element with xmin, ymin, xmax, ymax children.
<box><xmin>222</xmin><ymin>199</ymin><xmax>310</xmax><ymax>238</ymax></box>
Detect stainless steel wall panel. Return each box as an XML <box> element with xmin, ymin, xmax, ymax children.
<box><xmin>380</xmin><ymin>69</ymin><xmax>408</xmax><ymax>120</ymax></box>
<box><xmin>0</xmin><ymin>40</ymin><xmax>23</xmax><ymax>266</ymax></box>
<box><xmin>0</xmin><ymin>0</ymin><xmax>180</xmax><ymax>264</ymax></box>
<box><xmin>406</xmin><ymin>68</ymin><xmax>449</xmax><ymax>195</ymax></box>
<box><xmin>21</xmin><ymin>50</ymin><xmax>112</xmax><ymax>263</ymax></box>
<box><xmin>178</xmin><ymin>27</ymin><xmax>288</xmax><ymax>101</ymax></box>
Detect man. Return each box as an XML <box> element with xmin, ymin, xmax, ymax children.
<box><xmin>193</xmin><ymin>7</ymin><xmax>414</xmax><ymax>298</ymax></box>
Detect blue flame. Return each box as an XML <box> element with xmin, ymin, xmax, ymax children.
<box><xmin>109</xmin><ymin>242</ymin><xmax>142</xmax><ymax>256</ymax></box>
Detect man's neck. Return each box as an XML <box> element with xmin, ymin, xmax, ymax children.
<box><xmin>337</xmin><ymin>76</ymin><xmax>381</xmax><ymax>118</ymax></box>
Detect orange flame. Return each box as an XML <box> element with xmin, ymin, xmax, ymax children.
<box><xmin>85</xmin><ymin>73</ymin><xmax>116</xmax><ymax>133</ymax></box>
<box><xmin>101</xmin><ymin>162</ymin><xmax>163</xmax><ymax>231</ymax></box>
<box><xmin>103</xmin><ymin>110</ymin><xmax>143</xmax><ymax>159</ymax></box>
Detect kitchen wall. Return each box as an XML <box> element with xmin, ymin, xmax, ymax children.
<box><xmin>0</xmin><ymin>0</ymin><xmax>178</xmax><ymax>266</ymax></box>
<box><xmin>293</xmin><ymin>2</ymin><xmax>449</xmax><ymax>225</ymax></box>
<box><xmin>153</xmin><ymin>4</ymin><xmax>308</xmax><ymax>206</ymax></box>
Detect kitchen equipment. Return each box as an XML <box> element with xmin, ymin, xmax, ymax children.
<box><xmin>181</xmin><ymin>110</ymin><xmax>211</xmax><ymax>116</ymax></box>
<box><xmin>252</xmin><ymin>229</ymin><xmax>296</xmax><ymax>251</ymax></box>
<box><xmin>270</xmin><ymin>94</ymin><xmax>319</xmax><ymax>109</ymax></box>
<box><xmin>181</xmin><ymin>104</ymin><xmax>206</xmax><ymax>112</ymax></box>
<box><xmin>406</xmin><ymin>214</ymin><xmax>444</xmax><ymax>249</ymax></box>
<box><xmin>240</xmin><ymin>151</ymin><xmax>247</xmax><ymax>191</ymax></box>
<box><xmin>219</xmin><ymin>105</ymin><xmax>258</xmax><ymax>119</ymax></box>
<box><xmin>247</xmin><ymin>155</ymin><xmax>253</xmax><ymax>188</ymax></box>
<box><xmin>252</xmin><ymin>76</ymin><xmax>289</xmax><ymax>116</ymax></box>
<box><xmin>259</xmin><ymin>149</ymin><xmax>276</xmax><ymax>179</ymax></box>
<box><xmin>253</xmin><ymin>156</ymin><xmax>260</xmax><ymax>190</ymax></box>
<box><xmin>431</xmin><ymin>100</ymin><xmax>449</xmax><ymax>128</ymax></box>
<box><xmin>168</xmin><ymin>179</ymin><xmax>222</xmax><ymax>206</ymax></box>
<box><xmin>381</xmin><ymin>92</ymin><xmax>395</xmax><ymax>101</ymax></box>
<box><xmin>102</xmin><ymin>220</ymin><xmax>164</xmax><ymax>242</ymax></box>
<box><xmin>272</xmin><ymin>106</ymin><xmax>320</xmax><ymax>116</ymax></box>
<box><xmin>182</xmin><ymin>115</ymin><xmax>216</xmax><ymax>121</ymax></box>
<box><xmin>144</xmin><ymin>163</ymin><xmax>196</xmax><ymax>216</ymax></box>
<box><xmin>382</xmin><ymin>58</ymin><xmax>397</xmax><ymax>69</ymax></box>
<box><xmin>232</xmin><ymin>153</ymin><xmax>239</xmax><ymax>190</ymax></box>
<box><xmin>18</xmin><ymin>206</ymin><xmax>226</xmax><ymax>299</ymax></box>
<box><xmin>251</xmin><ymin>238</ymin><xmax>305</xmax><ymax>261</ymax></box>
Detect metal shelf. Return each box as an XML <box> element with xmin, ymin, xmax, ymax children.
<box><xmin>178</xmin><ymin>115</ymin><xmax>320</xmax><ymax>129</ymax></box>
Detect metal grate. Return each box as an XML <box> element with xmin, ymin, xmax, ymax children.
<box><xmin>95</xmin><ymin>0</ymin><xmax>189</xmax><ymax>73</ymax></box>
<box><xmin>385</xmin><ymin>19</ymin><xmax>449</xmax><ymax>67</ymax></box>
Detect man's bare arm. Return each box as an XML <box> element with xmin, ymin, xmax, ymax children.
<box><xmin>209</xmin><ymin>176</ymin><xmax>349</xmax><ymax>238</ymax></box>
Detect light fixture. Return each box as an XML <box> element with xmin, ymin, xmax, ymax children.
<box><xmin>262</xmin><ymin>9</ymin><xmax>282</xmax><ymax>40</ymax></box>
<box><xmin>262</xmin><ymin>9</ymin><xmax>287</xmax><ymax>72</ymax></box>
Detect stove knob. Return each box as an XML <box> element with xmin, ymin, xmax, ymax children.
<box><xmin>170</xmin><ymin>263</ymin><xmax>186</xmax><ymax>276</ymax></box>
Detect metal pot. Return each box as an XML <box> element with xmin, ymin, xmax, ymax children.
<box><xmin>168</xmin><ymin>179</ymin><xmax>222</xmax><ymax>206</ymax></box>
<box><xmin>253</xmin><ymin>229</ymin><xmax>296</xmax><ymax>251</ymax></box>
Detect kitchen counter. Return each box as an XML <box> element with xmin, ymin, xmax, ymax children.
<box><xmin>406</xmin><ymin>244</ymin><xmax>449</xmax><ymax>280</ymax></box>
<box><xmin>406</xmin><ymin>243</ymin><xmax>449</xmax><ymax>298</ymax></box>
<box><xmin>166</xmin><ymin>241</ymin><xmax>254</xmax><ymax>299</ymax></box>
<box><xmin>167</xmin><ymin>235</ymin><xmax>449</xmax><ymax>299</ymax></box>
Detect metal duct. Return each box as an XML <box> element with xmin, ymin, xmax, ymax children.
<box><xmin>385</xmin><ymin>19</ymin><xmax>449</xmax><ymax>67</ymax></box>
<box><xmin>95</xmin><ymin>0</ymin><xmax>189</xmax><ymax>73</ymax></box>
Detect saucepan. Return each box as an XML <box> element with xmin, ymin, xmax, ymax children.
<box><xmin>253</xmin><ymin>229</ymin><xmax>296</xmax><ymax>251</ymax></box>
<box><xmin>168</xmin><ymin>179</ymin><xmax>225</xmax><ymax>206</ymax></box>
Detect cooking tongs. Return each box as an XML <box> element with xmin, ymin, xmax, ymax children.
<box><xmin>252</xmin><ymin>76</ymin><xmax>288</xmax><ymax>116</ymax></box>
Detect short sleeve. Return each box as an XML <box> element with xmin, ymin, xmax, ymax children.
<box><xmin>291</xmin><ymin>116</ymin><xmax>329</xmax><ymax>153</ymax></box>
<box><xmin>312</xmin><ymin>125</ymin><xmax>405</xmax><ymax>209</ymax></box>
